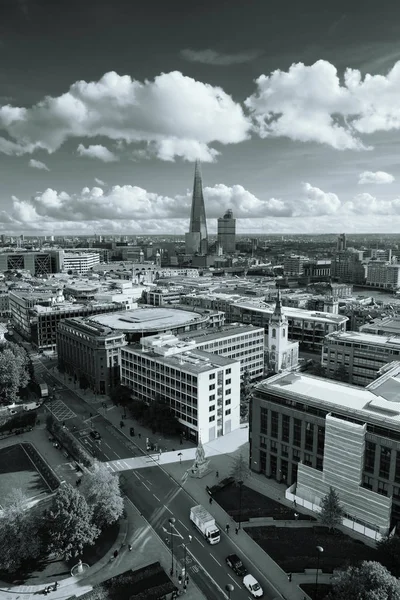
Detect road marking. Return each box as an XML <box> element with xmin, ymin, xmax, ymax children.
<box><xmin>178</xmin><ymin>519</ymin><xmax>189</xmax><ymax>531</ymax></box>
<box><xmin>133</xmin><ymin>471</ymin><xmax>140</xmax><ymax>479</ymax></box>
<box><xmin>142</xmin><ymin>482</ymin><xmax>150</xmax><ymax>491</ymax></box>
<box><xmin>193</xmin><ymin>537</ymin><xmax>204</xmax><ymax>547</ymax></box>
<box><xmin>210</xmin><ymin>555</ymin><xmax>221</xmax><ymax>566</ymax></box>
<box><xmin>102</xmin><ymin>452</ymin><xmax>111</xmax><ymax>460</ymax></box>
<box><xmin>104</xmin><ymin>442</ymin><xmax>112</xmax><ymax>450</ymax></box>
<box><xmin>164</xmin><ymin>505</ymin><xmax>173</xmax><ymax>514</ymax></box>
<box><xmin>153</xmin><ymin>494</ymin><xmax>160</xmax><ymax>502</ymax></box>
<box><xmin>227</xmin><ymin>573</ymin><xmax>237</xmax><ymax>584</ymax></box>
<box><xmin>145</xmin><ymin>479</ymin><xmax>152</xmax><ymax>485</ymax></box>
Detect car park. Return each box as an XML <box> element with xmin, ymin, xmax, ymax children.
<box><xmin>90</xmin><ymin>430</ymin><xmax>101</xmax><ymax>440</ymax></box>
<box><xmin>243</xmin><ymin>574</ymin><xmax>264</xmax><ymax>598</ymax></box>
<box><xmin>226</xmin><ymin>554</ymin><xmax>248</xmax><ymax>577</ymax></box>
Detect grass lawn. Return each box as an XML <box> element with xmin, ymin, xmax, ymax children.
<box><xmin>0</xmin><ymin>444</ymin><xmax>50</xmax><ymax>507</ymax></box>
<box><xmin>213</xmin><ymin>483</ymin><xmax>315</xmax><ymax>521</ymax></box>
<box><xmin>300</xmin><ymin>583</ymin><xmax>331</xmax><ymax>599</ymax></box>
<box><xmin>245</xmin><ymin>526</ymin><xmax>377</xmax><ymax>573</ymax></box>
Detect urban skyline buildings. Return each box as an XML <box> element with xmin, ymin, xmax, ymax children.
<box><xmin>185</xmin><ymin>161</ymin><xmax>208</xmax><ymax>255</ymax></box>
<box><xmin>217</xmin><ymin>209</ymin><xmax>236</xmax><ymax>254</ymax></box>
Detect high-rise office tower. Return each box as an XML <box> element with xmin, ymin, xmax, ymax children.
<box><xmin>337</xmin><ymin>233</ymin><xmax>346</xmax><ymax>251</ymax></box>
<box><xmin>185</xmin><ymin>161</ymin><xmax>208</xmax><ymax>255</ymax></box>
<box><xmin>217</xmin><ymin>209</ymin><xmax>236</xmax><ymax>254</ymax></box>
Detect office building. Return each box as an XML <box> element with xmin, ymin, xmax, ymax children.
<box><xmin>331</xmin><ymin>249</ymin><xmax>366</xmax><ymax>284</ymax></box>
<box><xmin>301</xmin><ymin>260</ymin><xmax>331</xmax><ymax>283</ymax></box>
<box><xmin>121</xmin><ymin>340</ymin><xmax>240</xmax><ymax>443</ymax></box>
<box><xmin>366</xmin><ymin>261</ymin><xmax>400</xmax><ymax>290</ymax></box>
<box><xmin>337</xmin><ymin>233</ymin><xmax>347</xmax><ymax>251</ymax></box>
<box><xmin>57</xmin><ymin>318</ymin><xmax>127</xmax><ymax>394</ymax></box>
<box><xmin>360</xmin><ymin>316</ymin><xmax>400</xmax><ymax>337</ymax></box>
<box><xmin>185</xmin><ymin>161</ymin><xmax>208</xmax><ymax>255</ymax></box>
<box><xmin>322</xmin><ymin>330</ymin><xmax>400</xmax><ymax>386</ymax></box>
<box><xmin>250</xmin><ymin>369</ymin><xmax>400</xmax><ymax>540</ymax></box>
<box><xmin>283</xmin><ymin>255</ymin><xmax>308</xmax><ymax>276</ymax></box>
<box><xmin>0</xmin><ymin>250</ymin><xmax>64</xmax><ymax>276</ymax></box>
<box><xmin>217</xmin><ymin>209</ymin><xmax>236</xmax><ymax>254</ymax></box>
<box><xmin>63</xmin><ymin>252</ymin><xmax>100</xmax><ymax>274</ymax></box>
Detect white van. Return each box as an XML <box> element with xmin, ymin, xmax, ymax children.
<box><xmin>23</xmin><ymin>401</ymin><xmax>41</xmax><ymax>411</ymax></box>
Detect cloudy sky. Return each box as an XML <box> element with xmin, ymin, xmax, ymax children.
<box><xmin>1</xmin><ymin>0</ymin><xmax>400</xmax><ymax>236</ymax></box>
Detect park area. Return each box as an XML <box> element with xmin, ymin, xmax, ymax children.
<box><xmin>0</xmin><ymin>443</ymin><xmax>51</xmax><ymax>507</ymax></box>
<box><xmin>245</xmin><ymin>525</ymin><xmax>378</xmax><ymax>573</ymax></box>
<box><xmin>213</xmin><ymin>482</ymin><xmax>315</xmax><ymax>521</ymax></box>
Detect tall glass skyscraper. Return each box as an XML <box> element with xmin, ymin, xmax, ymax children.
<box><xmin>185</xmin><ymin>161</ymin><xmax>208</xmax><ymax>255</ymax></box>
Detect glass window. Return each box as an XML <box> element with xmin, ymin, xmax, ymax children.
<box><xmin>260</xmin><ymin>407</ymin><xmax>268</xmax><ymax>435</ymax></box>
<box><xmin>282</xmin><ymin>414</ymin><xmax>290</xmax><ymax>443</ymax></box>
<box><xmin>271</xmin><ymin>411</ymin><xmax>279</xmax><ymax>439</ymax></box>
<box><xmin>379</xmin><ymin>446</ymin><xmax>391</xmax><ymax>480</ymax></box>
<box><xmin>365</xmin><ymin>441</ymin><xmax>376</xmax><ymax>474</ymax></box>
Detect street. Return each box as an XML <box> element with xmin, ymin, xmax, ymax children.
<box><xmin>31</xmin><ymin>352</ymin><xmax>279</xmax><ymax>600</ymax></box>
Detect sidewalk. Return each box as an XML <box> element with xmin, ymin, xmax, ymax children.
<box><xmin>0</xmin><ymin>495</ymin><xmax>205</xmax><ymax>600</ymax></box>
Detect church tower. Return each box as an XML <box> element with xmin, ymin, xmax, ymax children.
<box><xmin>268</xmin><ymin>289</ymin><xmax>289</xmax><ymax>373</ymax></box>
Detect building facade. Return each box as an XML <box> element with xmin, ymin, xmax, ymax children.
<box><xmin>250</xmin><ymin>370</ymin><xmax>400</xmax><ymax>538</ymax></box>
<box><xmin>331</xmin><ymin>249</ymin><xmax>366</xmax><ymax>284</ymax></box>
<box><xmin>217</xmin><ymin>209</ymin><xmax>236</xmax><ymax>254</ymax></box>
<box><xmin>267</xmin><ymin>291</ymin><xmax>299</xmax><ymax>374</ymax></box>
<box><xmin>366</xmin><ymin>261</ymin><xmax>400</xmax><ymax>290</ymax></box>
<box><xmin>63</xmin><ymin>252</ymin><xmax>100</xmax><ymax>274</ymax></box>
<box><xmin>322</xmin><ymin>330</ymin><xmax>400</xmax><ymax>386</ymax></box>
<box><xmin>0</xmin><ymin>250</ymin><xmax>64</xmax><ymax>276</ymax></box>
<box><xmin>185</xmin><ymin>161</ymin><xmax>208</xmax><ymax>255</ymax></box>
<box><xmin>121</xmin><ymin>342</ymin><xmax>240</xmax><ymax>443</ymax></box>
<box><xmin>57</xmin><ymin>318</ymin><xmax>126</xmax><ymax>394</ymax></box>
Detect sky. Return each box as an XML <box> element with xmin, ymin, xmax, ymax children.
<box><xmin>2</xmin><ymin>0</ymin><xmax>400</xmax><ymax>236</ymax></box>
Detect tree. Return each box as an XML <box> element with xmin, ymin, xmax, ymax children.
<box><xmin>0</xmin><ymin>489</ymin><xmax>43</xmax><ymax>572</ymax></box>
<box><xmin>81</xmin><ymin>462</ymin><xmax>124</xmax><ymax>529</ymax></box>
<box><xmin>79</xmin><ymin>373</ymin><xmax>90</xmax><ymax>391</ymax></box>
<box><xmin>377</xmin><ymin>535</ymin><xmax>400</xmax><ymax>577</ymax></box>
<box><xmin>0</xmin><ymin>342</ymin><xmax>32</xmax><ymax>405</ymax></box>
<box><xmin>230</xmin><ymin>452</ymin><xmax>250</xmax><ymax>484</ymax></box>
<box><xmin>110</xmin><ymin>384</ymin><xmax>132</xmax><ymax>408</ymax></box>
<box><xmin>45</xmin><ymin>483</ymin><xmax>100</xmax><ymax>558</ymax></box>
<box><xmin>319</xmin><ymin>486</ymin><xmax>344</xmax><ymax>531</ymax></box>
<box><xmin>327</xmin><ymin>561</ymin><xmax>400</xmax><ymax>600</ymax></box>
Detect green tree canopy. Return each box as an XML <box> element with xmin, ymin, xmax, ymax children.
<box><xmin>327</xmin><ymin>561</ymin><xmax>400</xmax><ymax>600</ymax></box>
<box><xmin>110</xmin><ymin>384</ymin><xmax>132</xmax><ymax>407</ymax></box>
<box><xmin>377</xmin><ymin>535</ymin><xmax>400</xmax><ymax>577</ymax></box>
<box><xmin>81</xmin><ymin>462</ymin><xmax>124</xmax><ymax>529</ymax></box>
<box><xmin>230</xmin><ymin>452</ymin><xmax>250</xmax><ymax>485</ymax></box>
<box><xmin>319</xmin><ymin>486</ymin><xmax>344</xmax><ymax>531</ymax></box>
<box><xmin>0</xmin><ymin>342</ymin><xmax>31</xmax><ymax>404</ymax></box>
<box><xmin>45</xmin><ymin>483</ymin><xmax>100</xmax><ymax>558</ymax></box>
<box><xmin>0</xmin><ymin>489</ymin><xmax>43</xmax><ymax>572</ymax></box>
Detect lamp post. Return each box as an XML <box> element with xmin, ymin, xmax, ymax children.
<box><xmin>169</xmin><ymin>517</ymin><xmax>176</xmax><ymax>576</ymax></box>
<box><xmin>183</xmin><ymin>534</ymin><xmax>192</xmax><ymax>580</ymax></box>
<box><xmin>225</xmin><ymin>583</ymin><xmax>234</xmax><ymax>599</ymax></box>
<box><xmin>238</xmin><ymin>480</ymin><xmax>244</xmax><ymax>530</ymax></box>
<box><xmin>314</xmin><ymin>545</ymin><xmax>324</xmax><ymax>600</ymax></box>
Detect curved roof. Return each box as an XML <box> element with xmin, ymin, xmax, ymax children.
<box><xmin>90</xmin><ymin>306</ymin><xmax>207</xmax><ymax>332</ymax></box>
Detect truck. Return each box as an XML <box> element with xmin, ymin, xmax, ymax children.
<box><xmin>39</xmin><ymin>382</ymin><xmax>49</xmax><ymax>398</ymax></box>
<box><xmin>190</xmin><ymin>505</ymin><xmax>220</xmax><ymax>544</ymax></box>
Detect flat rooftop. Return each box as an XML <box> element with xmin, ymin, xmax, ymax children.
<box><xmin>178</xmin><ymin>323</ymin><xmax>264</xmax><ymax>344</ymax></box>
<box><xmin>361</xmin><ymin>317</ymin><xmax>400</xmax><ymax>334</ymax></box>
<box><xmin>123</xmin><ymin>345</ymin><xmax>238</xmax><ymax>374</ymax></box>
<box><xmin>256</xmin><ymin>372</ymin><xmax>400</xmax><ymax>427</ymax></box>
<box><xmin>325</xmin><ymin>330</ymin><xmax>400</xmax><ymax>347</ymax></box>
<box><xmin>90</xmin><ymin>306</ymin><xmax>206</xmax><ymax>332</ymax></box>
<box><xmin>232</xmin><ymin>299</ymin><xmax>348</xmax><ymax>324</ymax></box>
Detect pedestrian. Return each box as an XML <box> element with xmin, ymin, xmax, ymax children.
<box><xmin>235</xmin><ymin>527</ymin><xmax>239</xmax><ymax>535</ymax></box>
<box><xmin>128</xmin><ymin>544</ymin><xmax>132</xmax><ymax>551</ymax></box>
<box><xmin>288</xmin><ymin>573</ymin><xmax>292</xmax><ymax>582</ymax></box>
<box><xmin>216</xmin><ymin>470</ymin><xmax>219</xmax><ymax>478</ymax></box>
<box><xmin>43</xmin><ymin>588</ymin><xmax>48</xmax><ymax>596</ymax></box>
<box><xmin>209</xmin><ymin>497</ymin><xmax>213</xmax><ymax>505</ymax></box>
<box><xmin>180</xmin><ymin>437</ymin><xmax>183</xmax><ymax>445</ymax></box>
<box><xmin>113</xmin><ymin>549</ymin><xmax>119</xmax><ymax>559</ymax></box>
<box><xmin>138</xmin><ymin>432</ymin><xmax>141</xmax><ymax>439</ymax></box>
<box><xmin>225</xmin><ymin>523</ymin><xmax>230</xmax><ymax>534</ymax></box>
<box><xmin>53</xmin><ymin>582</ymin><xmax>58</xmax><ymax>591</ymax></box>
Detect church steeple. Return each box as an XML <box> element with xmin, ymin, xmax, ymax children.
<box><xmin>271</xmin><ymin>288</ymin><xmax>286</xmax><ymax>324</ymax></box>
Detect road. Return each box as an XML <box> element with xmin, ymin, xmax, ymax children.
<box><xmin>30</xmin><ymin>352</ymin><xmax>279</xmax><ymax>599</ymax></box>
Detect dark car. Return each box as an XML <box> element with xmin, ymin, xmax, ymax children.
<box><xmin>226</xmin><ymin>554</ymin><xmax>248</xmax><ymax>577</ymax></box>
<box><xmin>90</xmin><ymin>430</ymin><xmax>101</xmax><ymax>440</ymax></box>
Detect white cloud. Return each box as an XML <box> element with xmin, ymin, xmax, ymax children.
<box><xmin>77</xmin><ymin>144</ymin><xmax>118</xmax><ymax>162</ymax></box>
<box><xmin>94</xmin><ymin>177</ymin><xmax>105</xmax><ymax>186</ymax></box>
<box><xmin>28</xmin><ymin>158</ymin><xmax>50</xmax><ymax>171</ymax></box>
<box><xmin>358</xmin><ymin>170</ymin><xmax>395</xmax><ymax>185</ymax></box>
<box><xmin>245</xmin><ymin>59</ymin><xmax>400</xmax><ymax>150</ymax></box>
<box><xmin>180</xmin><ymin>48</ymin><xmax>261</xmax><ymax>66</ymax></box>
<box><xmin>298</xmin><ymin>183</ymin><xmax>341</xmax><ymax>216</ymax></box>
<box><xmin>0</xmin><ymin>71</ymin><xmax>251</xmax><ymax>161</ymax></box>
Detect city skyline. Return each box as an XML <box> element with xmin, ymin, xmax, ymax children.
<box><xmin>1</xmin><ymin>1</ymin><xmax>400</xmax><ymax>235</ymax></box>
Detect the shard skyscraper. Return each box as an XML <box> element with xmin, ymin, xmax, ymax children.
<box><xmin>185</xmin><ymin>160</ymin><xmax>208</xmax><ymax>255</ymax></box>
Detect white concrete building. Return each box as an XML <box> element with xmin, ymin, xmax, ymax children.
<box><xmin>121</xmin><ymin>339</ymin><xmax>241</xmax><ymax>444</ymax></box>
<box><xmin>63</xmin><ymin>252</ymin><xmax>100</xmax><ymax>274</ymax></box>
<box><xmin>366</xmin><ymin>261</ymin><xmax>400</xmax><ymax>290</ymax></box>
<box><xmin>267</xmin><ymin>291</ymin><xmax>299</xmax><ymax>374</ymax></box>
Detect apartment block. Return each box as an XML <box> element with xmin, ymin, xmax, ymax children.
<box><xmin>322</xmin><ymin>330</ymin><xmax>400</xmax><ymax>386</ymax></box>
<box><xmin>121</xmin><ymin>342</ymin><xmax>240</xmax><ymax>444</ymax></box>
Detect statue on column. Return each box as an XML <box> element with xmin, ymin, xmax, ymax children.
<box><xmin>189</xmin><ymin>437</ymin><xmax>211</xmax><ymax>479</ymax></box>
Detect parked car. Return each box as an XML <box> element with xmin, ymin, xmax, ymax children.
<box><xmin>243</xmin><ymin>574</ymin><xmax>264</xmax><ymax>598</ymax></box>
<box><xmin>226</xmin><ymin>554</ymin><xmax>248</xmax><ymax>577</ymax></box>
<box><xmin>90</xmin><ymin>430</ymin><xmax>101</xmax><ymax>440</ymax></box>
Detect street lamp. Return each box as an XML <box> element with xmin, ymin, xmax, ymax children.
<box><xmin>225</xmin><ymin>583</ymin><xmax>234</xmax><ymax>599</ymax></box>
<box><xmin>183</xmin><ymin>534</ymin><xmax>192</xmax><ymax>580</ymax></box>
<box><xmin>169</xmin><ymin>517</ymin><xmax>176</xmax><ymax>576</ymax></box>
<box><xmin>238</xmin><ymin>480</ymin><xmax>244</xmax><ymax>530</ymax></box>
<box><xmin>314</xmin><ymin>545</ymin><xmax>324</xmax><ymax>600</ymax></box>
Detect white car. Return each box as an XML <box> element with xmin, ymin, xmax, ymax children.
<box><xmin>243</xmin><ymin>574</ymin><xmax>264</xmax><ymax>598</ymax></box>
